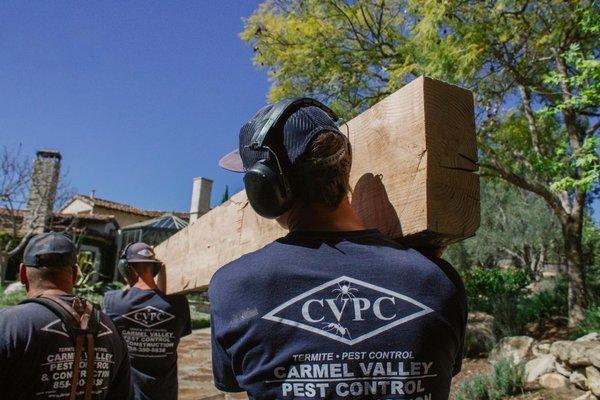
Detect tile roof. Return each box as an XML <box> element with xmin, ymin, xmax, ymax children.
<box><xmin>66</xmin><ymin>194</ymin><xmax>189</xmax><ymax>220</ymax></box>
<box><xmin>0</xmin><ymin>209</ymin><xmax>118</xmax><ymax>236</ymax></box>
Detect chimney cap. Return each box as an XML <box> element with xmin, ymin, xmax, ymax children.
<box><xmin>36</xmin><ymin>150</ymin><xmax>62</xmax><ymax>160</ymax></box>
<box><xmin>192</xmin><ymin>176</ymin><xmax>213</xmax><ymax>183</ymax></box>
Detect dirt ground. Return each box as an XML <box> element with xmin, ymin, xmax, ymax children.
<box><xmin>177</xmin><ymin>330</ymin><xmax>585</xmax><ymax>400</ymax></box>
<box><xmin>178</xmin><ymin>329</ymin><xmax>247</xmax><ymax>400</ymax></box>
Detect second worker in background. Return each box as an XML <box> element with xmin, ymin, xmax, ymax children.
<box><xmin>104</xmin><ymin>242</ymin><xmax>192</xmax><ymax>400</ymax></box>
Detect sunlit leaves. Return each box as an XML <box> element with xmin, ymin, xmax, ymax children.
<box><xmin>242</xmin><ymin>0</ymin><xmax>599</xmax><ymax>202</ymax></box>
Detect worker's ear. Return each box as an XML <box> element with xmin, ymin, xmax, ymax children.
<box><xmin>19</xmin><ymin>263</ymin><xmax>29</xmax><ymax>288</ymax></box>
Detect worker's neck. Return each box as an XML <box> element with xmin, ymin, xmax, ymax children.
<box><xmin>27</xmin><ymin>282</ymin><xmax>72</xmax><ymax>298</ymax></box>
<box><xmin>134</xmin><ymin>273</ymin><xmax>159</xmax><ymax>291</ymax></box>
<box><xmin>287</xmin><ymin>197</ymin><xmax>365</xmax><ymax>232</ymax></box>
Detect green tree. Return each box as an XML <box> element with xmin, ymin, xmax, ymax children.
<box><xmin>445</xmin><ymin>178</ymin><xmax>563</xmax><ymax>278</ymax></box>
<box><xmin>241</xmin><ymin>0</ymin><xmax>599</xmax><ymax>326</ymax></box>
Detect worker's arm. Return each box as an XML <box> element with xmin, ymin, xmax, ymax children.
<box><xmin>210</xmin><ymin>321</ymin><xmax>244</xmax><ymax>392</ymax></box>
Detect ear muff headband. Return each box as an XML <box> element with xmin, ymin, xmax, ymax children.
<box><xmin>248</xmin><ymin>97</ymin><xmax>339</xmax><ymax>150</ymax></box>
<box><xmin>120</xmin><ymin>242</ymin><xmax>134</xmax><ymax>261</ymax></box>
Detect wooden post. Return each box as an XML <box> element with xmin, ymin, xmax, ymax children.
<box><xmin>155</xmin><ymin>76</ymin><xmax>479</xmax><ymax>294</ymax></box>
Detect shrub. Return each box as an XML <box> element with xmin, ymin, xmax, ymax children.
<box><xmin>74</xmin><ymin>281</ymin><xmax>124</xmax><ymax>305</ymax></box>
<box><xmin>0</xmin><ymin>285</ymin><xmax>27</xmax><ymax>309</ymax></box>
<box><xmin>574</xmin><ymin>305</ymin><xmax>600</xmax><ymax>338</ymax></box>
<box><xmin>456</xmin><ymin>374</ymin><xmax>489</xmax><ymax>400</ymax></box>
<box><xmin>190</xmin><ymin>306</ymin><xmax>210</xmax><ymax>329</ymax></box>
<box><xmin>454</xmin><ymin>358</ymin><xmax>525</xmax><ymax>400</ymax></box>
<box><xmin>464</xmin><ymin>328</ymin><xmax>496</xmax><ymax>358</ymax></box>
<box><xmin>191</xmin><ymin>315</ymin><xmax>211</xmax><ymax>330</ymax></box>
<box><xmin>517</xmin><ymin>278</ymin><xmax>568</xmax><ymax>324</ymax></box>
<box><xmin>464</xmin><ymin>268</ymin><xmax>531</xmax><ymax>336</ymax></box>
<box><xmin>464</xmin><ymin>268</ymin><xmax>530</xmax><ymax>311</ymax></box>
<box><xmin>586</xmin><ymin>263</ymin><xmax>600</xmax><ymax>306</ymax></box>
<box><xmin>487</xmin><ymin>357</ymin><xmax>526</xmax><ymax>399</ymax></box>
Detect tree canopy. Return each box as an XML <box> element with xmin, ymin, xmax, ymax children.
<box><xmin>242</xmin><ymin>0</ymin><xmax>600</xmax><ymax>325</ymax></box>
<box><xmin>446</xmin><ymin>178</ymin><xmax>563</xmax><ymax>278</ymax></box>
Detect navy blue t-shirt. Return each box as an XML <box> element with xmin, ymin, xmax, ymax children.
<box><xmin>0</xmin><ymin>294</ymin><xmax>132</xmax><ymax>400</ymax></box>
<box><xmin>103</xmin><ymin>287</ymin><xmax>192</xmax><ymax>400</ymax></box>
<box><xmin>209</xmin><ymin>230</ymin><xmax>467</xmax><ymax>400</ymax></box>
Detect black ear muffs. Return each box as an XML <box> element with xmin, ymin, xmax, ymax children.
<box><xmin>243</xmin><ymin>97</ymin><xmax>339</xmax><ymax>219</ymax></box>
<box><xmin>117</xmin><ymin>243</ymin><xmax>134</xmax><ymax>284</ymax></box>
<box><xmin>244</xmin><ymin>158</ymin><xmax>294</xmax><ymax>219</ymax></box>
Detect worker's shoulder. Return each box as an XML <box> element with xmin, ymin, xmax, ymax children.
<box><xmin>102</xmin><ymin>288</ymin><xmax>120</xmax><ymax>301</ymax></box>
<box><xmin>101</xmin><ymin>288</ymin><xmax>123</xmax><ymax>311</ymax></box>
<box><xmin>0</xmin><ymin>302</ymin><xmax>54</xmax><ymax>334</ymax></box>
<box><xmin>164</xmin><ymin>292</ymin><xmax>189</xmax><ymax>308</ymax></box>
<box><xmin>418</xmin><ymin>253</ymin><xmax>463</xmax><ymax>285</ymax></box>
<box><xmin>0</xmin><ymin>302</ymin><xmax>29</xmax><ymax>319</ymax></box>
<box><xmin>0</xmin><ymin>301</ymin><xmax>51</xmax><ymax>318</ymax></box>
<box><xmin>411</xmin><ymin>251</ymin><xmax>465</xmax><ymax>299</ymax></box>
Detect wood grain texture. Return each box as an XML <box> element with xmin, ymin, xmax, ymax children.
<box><xmin>155</xmin><ymin>76</ymin><xmax>479</xmax><ymax>294</ymax></box>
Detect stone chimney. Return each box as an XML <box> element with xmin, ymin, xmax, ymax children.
<box><xmin>23</xmin><ymin>150</ymin><xmax>61</xmax><ymax>233</ymax></box>
<box><xmin>189</xmin><ymin>177</ymin><xmax>213</xmax><ymax>223</ymax></box>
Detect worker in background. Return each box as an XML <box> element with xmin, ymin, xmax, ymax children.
<box><xmin>210</xmin><ymin>98</ymin><xmax>467</xmax><ymax>399</ymax></box>
<box><xmin>103</xmin><ymin>242</ymin><xmax>191</xmax><ymax>400</ymax></box>
<box><xmin>0</xmin><ymin>232</ymin><xmax>132</xmax><ymax>400</ymax></box>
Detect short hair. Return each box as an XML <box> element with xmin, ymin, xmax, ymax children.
<box><xmin>26</xmin><ymin>254</ymin><xmax>73</xmax><ymax>284</ymax></box>
<box><xmin>292</xmin><ymin>132</ymin><xmax>352</xmax><ymax>207</ymax></box>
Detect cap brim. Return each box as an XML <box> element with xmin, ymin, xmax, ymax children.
<box><xmin>218</xmin><ymin>149</ymin><xmax>245</xmax><ymax>173</ymax></box>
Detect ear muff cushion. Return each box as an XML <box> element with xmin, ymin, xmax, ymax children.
<box><xmin>244</xmin><ymin>160</ymin><xmax>293</xmax><ymax>219</ymax></box>
<box><xmin>117</xmin><ymin>258</ymin><xmax>133</xmax><ymax>283</ymax></box>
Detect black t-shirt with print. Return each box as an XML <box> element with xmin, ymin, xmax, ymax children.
<box><xmin>103</xmin><ymin>287</ymin><xmax>191</xmax><ymax>400</ymax></box>
<box><xmin>0</xmin><ymin>294</ymin><xmax>132</xmax><ymax>400</ymax></box>
<box><xmin>209</xmin><ymin>230</ymin><xmax>467</xmax><ymax>400</ymax></box>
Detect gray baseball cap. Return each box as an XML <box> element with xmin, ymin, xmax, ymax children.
<box><xmin>23</xmin><ymin>232</ymin><xmax>77</xmax><ymax>268</ymax></box>
<box><xmin>124</xmin><ymin>242</ymin><xmax>161</xmax><ymax>263</ymax></box>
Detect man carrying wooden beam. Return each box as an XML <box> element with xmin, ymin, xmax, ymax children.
<box><xmin>103</xmin><ymin>242</ymin><xmax>192</xmax><ymax>400</ymax></box>
<box><xmin>209</xmin><ymin>98</ymin><xmax>467</xmax><ymax>400</ymax></box>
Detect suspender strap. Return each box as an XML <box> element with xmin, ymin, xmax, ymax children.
<box><xmin>70</xmin><ymin>335</ymin><xmax>84</xmax><ymax>400</ymax></box>
<box><xmin>84</xmin><ymin>333</ymin><xmax>95</xmax><ymax>400</ymax></box>
<box><xmin>20</xmin><ymin>294</ymin><xmax>98</xmax><ymax>400</ymax></box>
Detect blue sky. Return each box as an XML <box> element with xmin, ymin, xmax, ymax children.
<box><xmin>1</xmin><ymin>1</ymin><xmax>598</xmax><ymax>222</ymax></box>
<box><xmin>1</xmin><ymin>1</ymin><xmax>265</xmax><ymax>212</ymax></box>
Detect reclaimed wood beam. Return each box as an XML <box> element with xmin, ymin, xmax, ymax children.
<box><xmin>155</xmin><ymin>76</ymin><xmax>479</xmax><ymax>294</ymax></box>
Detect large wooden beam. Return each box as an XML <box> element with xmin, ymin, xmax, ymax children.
<box><xmin>155</xmin><ymin>76</ymin><xmax>479</xmax><ymax>294</ymax></box>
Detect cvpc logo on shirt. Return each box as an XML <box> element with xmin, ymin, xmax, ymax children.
<box><xmin>122</xmin><ymin>306</ymin><xmax>175</xmax><ymax>328</ymax></box>
<box><xmin>263</xmin><ymin>276</ymin><xmax>433</xmax><ymax>345</ymax></box>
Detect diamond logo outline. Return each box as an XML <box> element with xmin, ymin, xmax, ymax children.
<box><xmin>263</xmin><ymin>275</ymin><xmax>434</xmax><ymax>346</ymax></box>
<box><xmin>41</xmin><ymin>319</ymin><xmax>113</xmax><ymax>337</ymax></box>
<box><xmin>122</xmin><ymin>305</ymin><xmax>175</xmax><ymax>328</ymax></box>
